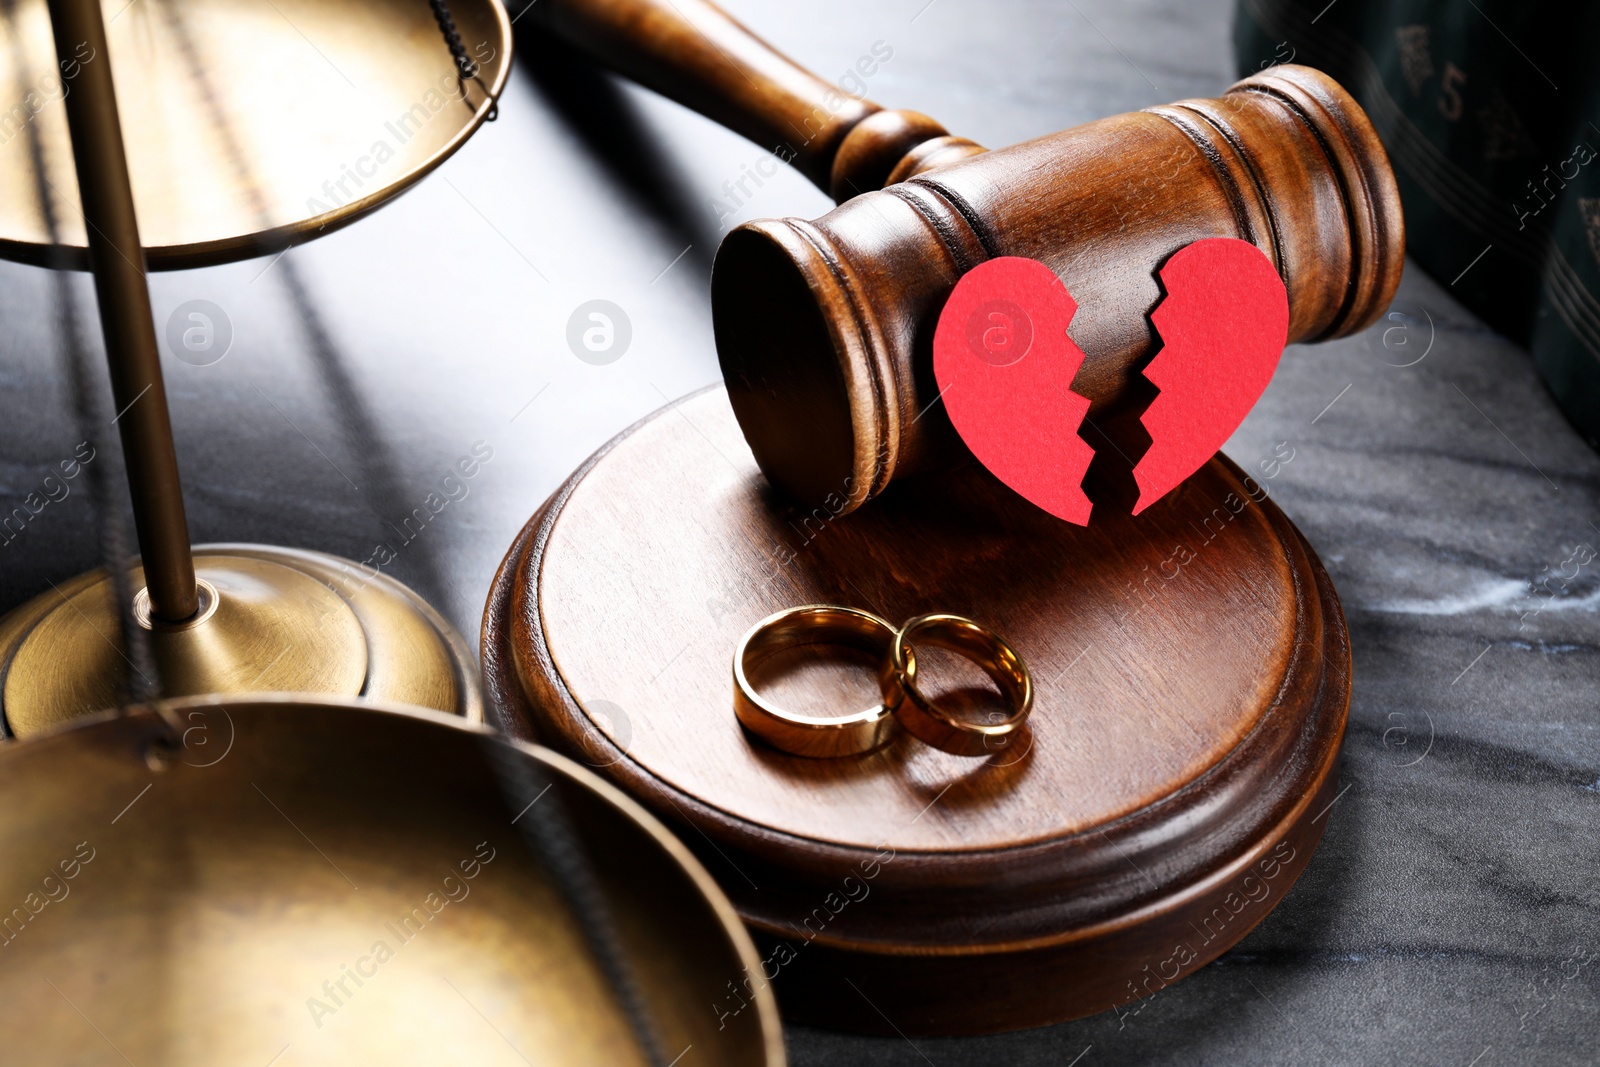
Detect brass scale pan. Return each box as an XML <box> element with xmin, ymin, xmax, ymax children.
<box><xmin>0</xmin><ymin>1</ymin><xmax>782</xmax><ymax>1061</ymax></box>
<box><xmin>0</xmin><ymin>0</ymin><xmax>506</xmax><ymax>268</ymax></box>
<box><xmin>0</xmin><ymin>697</ymin><xmax>783</xmax><ymax>1064</ymax></box>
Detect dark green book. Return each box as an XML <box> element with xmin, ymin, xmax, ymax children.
<box><xmin>1236</xmin><ymin>0</ymin><xmax>1600</xmax><ymax>448</ymax></box>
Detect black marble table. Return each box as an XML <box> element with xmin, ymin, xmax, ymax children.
<box><xmin>0</xmin><ymin>1</ymin><xmax>1595</xmax><ymax>1063</ymax></box>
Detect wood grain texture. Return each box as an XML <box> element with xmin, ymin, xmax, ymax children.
<box><xmin>482</xmin><ymin>387</ymin><xmax>1351</xmax><ymax>1034</ymax></box>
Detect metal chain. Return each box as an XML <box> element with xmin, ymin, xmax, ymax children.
<box><xmin>429</xmin><ymin>0</ymin><xmax>497</xmax><ymax>120</ymax></box>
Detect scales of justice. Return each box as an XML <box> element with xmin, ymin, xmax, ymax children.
<box><xmin>0</xmin><ymin>2</ymin><xmax>782</xmax><ymax>1063</ymax></box>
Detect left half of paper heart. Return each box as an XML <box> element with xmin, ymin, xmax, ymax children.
<box><xmin>932</xmin><ymin>256</ymin><xmax>1095</xmax><ymax>525</ymax></box>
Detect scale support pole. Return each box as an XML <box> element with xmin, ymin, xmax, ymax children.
<box><xmin>46</xmin><ymin>0</ymin><xmax>198</xmax><ymax>622</ymax></box>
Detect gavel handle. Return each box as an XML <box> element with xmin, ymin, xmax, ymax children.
<box><xmin>523</xmin><ymin>0</ymin><xmax>982</xmax><ymax>199</ymax></box>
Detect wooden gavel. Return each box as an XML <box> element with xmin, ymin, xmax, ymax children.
<box><xmin>528</xmin><ymin>0</ymin><xmax>1404</xmax><ymax>513</ymax></box>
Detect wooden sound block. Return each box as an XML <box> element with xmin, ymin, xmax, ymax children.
<box><xmin>483</xmin><ymin>386</ymin><xmax>1349</xmax><ymax>1037</ymax></box>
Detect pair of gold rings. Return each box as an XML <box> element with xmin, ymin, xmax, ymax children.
<box><xmin>732</xmin><ymin>605</ymin><xmax>1033</xmax><ymax>759</ymax></box>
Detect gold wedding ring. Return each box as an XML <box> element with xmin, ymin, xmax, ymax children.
<box><xmin>881</xmin><ymin>613</ymin><xmax>1033</xmax><ymax>758</ymax></box>
<box><xmin>733</xmin><ymin>605</ymin><xmax>900</xmax><ymax>758</ymax></box>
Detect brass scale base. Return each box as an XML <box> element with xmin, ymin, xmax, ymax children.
<box><xmin>0</xmin><ymin>545</ymin><xmax>483</xmax><ymax>735</ymax></box>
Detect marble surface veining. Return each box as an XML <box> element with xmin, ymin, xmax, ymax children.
<box><xmin>0</xmin><ymin>0</ymin><xmax>1594</xmax><ymax>1063</ymax></box>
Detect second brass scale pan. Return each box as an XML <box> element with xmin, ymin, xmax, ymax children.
<box><xmin>0</xmin><ymin>697</ymin><xmax>783</xmax><ymax>1063</ymax></box>
<box><xmin>0</xmin><ymin>0</ymin><xmax>510</xmax><ymax>268</ymax></box>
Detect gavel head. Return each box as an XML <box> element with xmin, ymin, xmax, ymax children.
<box><xmin>711</xmin><ymin>65</ymin><xmax>1404</xmax><ymax>514</ymax></box>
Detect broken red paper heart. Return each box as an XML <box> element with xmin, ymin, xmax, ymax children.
<box><xmin>932</xmin><ymin>238</ymin><xmax>1289</xmax><ymax>523</ymax></box>
<box><xmin>1132</xmin><ymin>237</ymin><xmax>1289</xmax><ymax>514</ymax></box>
<box><xmin>932</xmin><ymin>256</ymin><xmax>1095</xmax><ymax>525</ymax></box>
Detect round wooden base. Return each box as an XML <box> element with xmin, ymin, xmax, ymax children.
<box><xmin>483</xmin><ymin>387</ymin><xmax>1350</xmax><ymax>1036</ymax></box>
